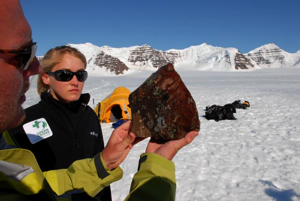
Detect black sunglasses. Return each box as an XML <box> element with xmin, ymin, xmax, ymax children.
<box><xmin>0</xmin><ymin>42</ymin><xmax>37</xmax><ymax>70</ymax></box>
<box><xmin>46</xmin><ymin>70</ymin><xmax>88</xmax><ymax>82</ymax></box>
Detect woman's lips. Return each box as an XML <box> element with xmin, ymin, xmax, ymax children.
<box><xmin>70</xmin><ymin>89</ymin><xmax>79</xmax><ymax>92</ymax></box>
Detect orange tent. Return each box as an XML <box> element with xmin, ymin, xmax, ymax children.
<box><xmin>94</xmin><ymin>86</ymin><xmax>131</xmax><ymax>123</ymax></box>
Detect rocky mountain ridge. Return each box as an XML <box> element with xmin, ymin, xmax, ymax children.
<box><xmin>42</xmin><ymin>43</ymin><xmax>300</xmax><ymax>75</ymax></box>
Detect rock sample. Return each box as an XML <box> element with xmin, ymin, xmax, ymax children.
<box><xmin>129</xmin><ymin>63</ymin><xmax>200</xmax><ymax>140</ymax></box>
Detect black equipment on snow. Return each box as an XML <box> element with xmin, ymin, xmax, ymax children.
<box><xmin>205</xmin><ymin>104</ymin><xmax>236</xmax><ymax>121</ymax></box>
<box><xmin>205</xmin><ymin>100</ymin><xmax>250</xmax><ymax>121</ymax></box>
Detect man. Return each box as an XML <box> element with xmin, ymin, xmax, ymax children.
<box><xmin>0</xmin><ymin>0</ymin><xmax>41</xmax><ymax>133</ymax></box>
<box><xmin>0</xmin><ymin>0</ymin><xmax>199</xmax><ymax>200</ymax></box>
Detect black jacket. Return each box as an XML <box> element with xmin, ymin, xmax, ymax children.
<box><xmin>10</xmin><ymin>92</ymin><xmax>111</xmax><ymax>201</ymax></box>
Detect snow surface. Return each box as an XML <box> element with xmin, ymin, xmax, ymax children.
<box><xmin>24</xmin><ymin>67</ymin><xmax>300</xmax><ymax>201</ymax></box>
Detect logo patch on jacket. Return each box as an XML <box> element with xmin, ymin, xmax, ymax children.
<box><xmin>23</xmin><ymin>118</ymin><xmax>53</xmax><ymax>144</ymax></box>
<box><xmin>90</xmin><ymin>131</ymin><xmax>98</xmax><ymax>137</ymax></box>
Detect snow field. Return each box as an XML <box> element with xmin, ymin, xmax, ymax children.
<box><xmin>24</xmin><ymin>68</ymin><xmax>300</xmax><ymax>201</ymax></box>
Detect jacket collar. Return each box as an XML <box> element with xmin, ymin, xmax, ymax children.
<box><xmin>41</xmin><ymin>92</ymin><xmax>90</xmax><ymax>112</ymax></box>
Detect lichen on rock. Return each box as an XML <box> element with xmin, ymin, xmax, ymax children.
<box><xmin>129</xmin><ymin>63</ymin><xmax>200</xmax><ymax>140</ymax></box>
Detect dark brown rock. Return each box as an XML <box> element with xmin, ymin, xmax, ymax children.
<box><xmin>129</xmin><ymin>63</ymin><xmax>200</xmax><ymax>140</ymax></box>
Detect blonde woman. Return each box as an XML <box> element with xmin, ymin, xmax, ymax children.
<box><xmin>10</xmin><ymin>46</ymin><xmax>112</xmax><ymax>200</ymax></box>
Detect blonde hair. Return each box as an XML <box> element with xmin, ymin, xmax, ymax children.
<box><xmin>37</xmin><ymin>46</ymin><xmax>87</xmax><ymax>97</ymax></box>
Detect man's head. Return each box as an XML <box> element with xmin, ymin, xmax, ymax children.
<box><xmin>0</xmin><ymin>0</ymin><xmax>41</xmax><ymax>132</ymax></box>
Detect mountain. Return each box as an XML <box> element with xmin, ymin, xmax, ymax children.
<box><xmin>56</xmin><ymin>42</ymin><xmax>299</xmax><ymax>75</ymax></box>
<box><xmin>245</xmin><ymin>43</ymin><xmax>300</xmax><ymax>68</ymax></box>
<box><xmin>164</xmin><ymin>43</ymin><xmax>256</xmax><ymax>71</ymax></box>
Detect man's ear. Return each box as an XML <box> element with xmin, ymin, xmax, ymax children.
<box><xmin>42</xmin><ymin>72</ymin><xmax>50</xmax><ymax>84</ymax></box>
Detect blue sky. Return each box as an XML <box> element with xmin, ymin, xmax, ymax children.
<box><xmin>21</xmin><ymin>0</ymin><xmax>300</xmax><ymax>56</ymax></box>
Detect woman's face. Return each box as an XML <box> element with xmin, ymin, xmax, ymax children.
<box><xmin>42</xmin><ymin>53</ymin><xmax>86</xmax><ymax>104</ymax></box>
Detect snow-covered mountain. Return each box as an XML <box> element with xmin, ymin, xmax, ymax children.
<box><xmin>41</xmin><ymin>42</ymin><xmax>300</xmax><ymax>75</ymax></box>
<box><xmin>165</xmin><ymin>43</ymin><xmax>256</xmax><ymax>71</ymax></box>
<box><xmin>246</xmin><ymin>43</ymin><xmax>300</xmax><ymax>68</ymax></box>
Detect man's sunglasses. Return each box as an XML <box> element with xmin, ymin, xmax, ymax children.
<box><xmin>0</xmin><ymin>42</ymin><xmax>37</xmax><ymax>70</ymax></box>
<box><xmin>46</xmin><ymin>70</ymin><xmax>88</xmax><ymax>82</ymax></box>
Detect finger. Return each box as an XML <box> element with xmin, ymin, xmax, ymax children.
<box><xmin>172</xmin><ymin>131</ymin><xmax>199</xmax><ymax>151</ymax></box>
<box><xmin>116</xmin><ymin>120</ymin><xmax>131</xmax><ymax>131</ymax></box>
<box><xmin>126</xmin><ymin>132</ymin><xmax>136</xmax><ymax>145</ymax></box>
<box><xmin>116</xmin><ymin>131</ymin><xmax>135</xmax><ymax>151</ymax></box>
<box><xmin>183</xmin><ymin>131</ymin><xmax>199</xmax><ymax>145</ymax></box>
<box><xmin>126</xmin><ymin>134</ymin><xmax>139</xmax><ymax>153</ymax></box>
<box><xmin>112</xmin><ymin>121</ymin><xmax>132</xmax><ymax>141</ymax></box>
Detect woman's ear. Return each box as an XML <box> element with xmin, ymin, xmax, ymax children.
<box><xmin>42</xmin><ymin>72</ymin><xmax>50</xmax><ymax>85</ymax></box>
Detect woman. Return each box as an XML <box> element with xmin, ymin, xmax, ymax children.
<box><xmin>9</xmin><ymin>46</ymin><xmax>112</xmax><ymax>200</ymax></box>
